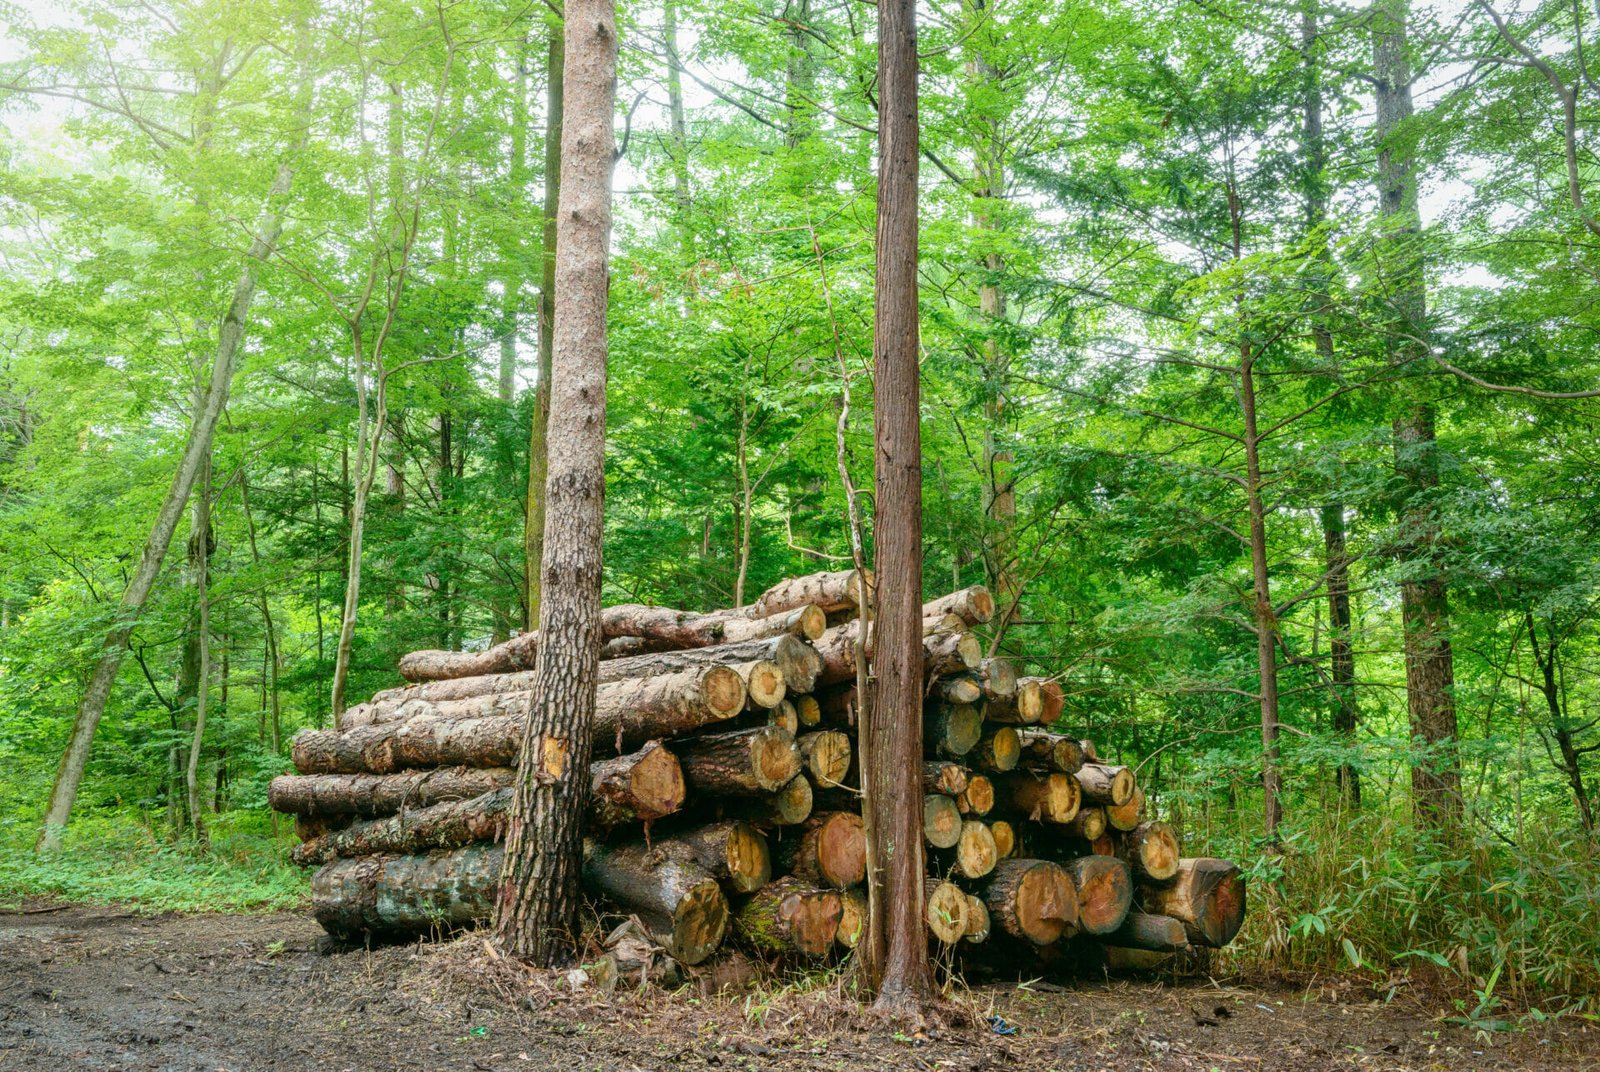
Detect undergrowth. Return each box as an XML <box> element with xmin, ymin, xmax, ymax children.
<box><xmin>0</xmin><ymin>807</ymin><xmax>307</xmax><ymax>912</ymax></box>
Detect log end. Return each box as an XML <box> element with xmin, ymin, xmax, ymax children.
<box><xmin>923</xmin><ymin>793</ymin><xmax>963</xmax><ymax>849</ymax></box>
<box><xmin>959</xmin><ymin>774</ymin><xmax>995</xmax><ymax>817</ymax></box>
<box><xmin>989</xmin><ymin>819</ymin><xmax>1016</xmax><ymax>859</ymax></box>
<box><xmin>725</xmin><ymin>822</ymin><xmax>772</xmax><ymax>894</ymax></box>
<box><xmin>926</xmin><ymin>880</ymin><xmax>970</xmax><ymax>944</ymax></box>
<box><xmin>954</xmin><ymin>820</ymin><xmax>999</xmax><ymax>880</ymax></box>
<box><xmin>1134</xmin><ymin>821</ymin><xmax>1181</xmax><ymax>882</ymax></box>
<box><xmin>1071</xmin><ymin>855</ymin><xmax>1134</xmax><ymax>936</ymax></box>
<box><xmin>796</xmin><ymin>604</ymin><xmax>827</xmax><ymax>641</ymax></box>
<box><xmin>1107</xmin><ymin>786</ymin><xmax>1144</xmax><ymax>831</ymax></box>
<box><xmin>750</xmin><ymin>726</ymin><xmax>803</xmax><ymax>791</ymax></box>
<box><xmin>836</xmin><ymin>887</ymin><xmax>866</xmax><ymax>950</ymax></box>
<box><xmin>671</xmin><ymin>878</ymin><xmax>731</xmax><ymax>966</ymax></box>
<box><xmin>628</xmin><ymin>742</ymin><xmax>688</xmax><ymax>821</ymax></box>
<box><xmin>744</xmin><ymin>660</ymin><xmax>788</xmax><ymax>710</ymax></box>
<box><xmin>703</xmin><ymin>664</ymin><xmax>751</xmax><ymax>719</ymax></box>
<box><xmin>815</xmin><ymin>811</ymin><xmax>867</xmax><ymax>888</ymax></box>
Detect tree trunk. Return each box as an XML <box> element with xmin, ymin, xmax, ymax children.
<box><xmin>35</xmin><ymin>113</ymin><xmax>308</xmax><ymax>851</ymax></box>
<box><xmin>1064</xmin><ymin>855</ymin><xmax>1133</xmax><ymax>936</ymax></box>
<box><xmin>1322</xmin><ymin>503</ymin><xmax>1360</xmax><ymax>803</ymax></box>
<box><xmin>1373</xmin><ymin>0</ymin><xmax>1459</xmax><ymax>826</ymax></box>
<box><xmin>1138</xmin><ymin>857</ymin><xmax>1246</xmax><ymax>948</ymax></box>
<box><xmin>1239</xmin><ymin>341</ymin><xmax>1284</xmax><ymax>841</ymax></box>
<box><xmin>525</xmin><ymin>17</ymin><xmax>562</xmax><ymax>631</ymax></box>
<box><xmin>582</xmin><ymin>839</ymin><xmax>730</xmax><ymax>965</ymax></box>
<box><xmin>184</xmin><ymin>458</ymin><xmax>212</xmax><ymax>843</ymax></box>
<box><xmin>982</xmin><ymin>858</ymin><xmax>1077</xmax><ymax>946</ymax></box>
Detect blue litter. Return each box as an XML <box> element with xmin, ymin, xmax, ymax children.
<box><xmin>988</xmin><ymin>1015</ymin><xmax>1018</xmax><ymax>1036</ymax></box>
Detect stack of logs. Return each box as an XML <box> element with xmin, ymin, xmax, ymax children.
<box><xmin>269</xmin><ymin>570</ymin><xmax>1245</xmax><ymax>976</ymax></box>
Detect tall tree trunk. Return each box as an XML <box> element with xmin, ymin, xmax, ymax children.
<box><xmin>663</xmin><ymin>0</ymin><xmax>693</xmax><ymax>262</ymax></box>
<box><xmin>184</xmin><ymin>459</ymin><xmax>212</xmax><ymax>844</ymax></box>
<box><xmin>1372</xmin><ymin>0</ymin><xmax>1459</xmax><ymax>824</ymax></box>
<box><xmin>1302</xmin><ymin>3</ymin><xmax>1360</xmax><ymax>805</ymax></box>
<box><xmin>1527</xmin><ymin>610</ymin><xmax>1595</xmax><ymax>833</ymax></box>
<box><xmin>964</xmin><ymin>0</ymin><xmax>1016</xmax><ymax>646</ymax></box>
<box><xmin>525</xmin><ymin>21</ymin><xmax>563</xmax><ymax>632</ymax></box>
<box><xmin>494</xmin><ymin>0</ymin><xmax>614</xmax><ymax>965</ymax></box>
<box><xmin>863</xmin><ymin>0</ymin><xmax>933</xmax><ymax>1017</ymax></box>
<box><xmin>35</xmin><ymin>129</ymin><xmax>308</xmax><ymax>851</ymax></box>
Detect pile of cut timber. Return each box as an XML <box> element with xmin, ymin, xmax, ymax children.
<box><xmin>270</xmin><ymin>570</ymin><xmax>1245</xmax><ymax>974</ymax></box>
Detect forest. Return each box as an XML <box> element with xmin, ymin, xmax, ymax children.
<box><xmin>3</xmin><ymin>0</ymin><xmax>1600</xmax><ymax>1029</ymax></box>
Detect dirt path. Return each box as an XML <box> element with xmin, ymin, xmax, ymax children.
<box><xmin>1</xmin><ymin>904</ymin><xmax>1593</xmax><ymax>1071</ymax></box>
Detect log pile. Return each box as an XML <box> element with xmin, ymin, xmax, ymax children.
<box><xmin>270</xmin><ymin>570</ymin><xmax>1245</xmax><ymax>975</ymax></box>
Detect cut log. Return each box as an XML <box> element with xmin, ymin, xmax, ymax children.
<box><xmin>583</xmin><ymin>840</ymin><xmax>731</xmax><ymax>965</ymax></box>
<box><xmin>1090</xmin><ymin>832</ymin><xmax>1117</xmax><ymax>857</ymax></box>
<box><xmin>935</xmin><ymin>674</ymin><xmax>983</xmax><ymax>704</ymax></box>
<box><xmin>735</xmin><ymin>660</ymin><xmax>787</xmax><ymax>710</ymax></box>
<box><xmin>1110</xmin><ymin>911</ymin><xmax>1188</xmax><ymax>953</ymax></box>
<box><xmin>652</xmin><ymin>821</ymin><xmax>771</xmax><ymax>895</ymax></box>
<box><xmin>923</xmin><ymin>793</ymin><xmax>963</xmax><ymax>849</ymax></box>
<box><xmin>983</xmin><ymin>858</ymin><xmax>1078</xmax><ymax>946</ymax></box>
<box><xmin>734</xmin><ymin>876</ymin><xmax>841</xmax><ymax>956</ymax></box>
<box><xmin>963</xmin><ymin>894</ymin><xmax>991</xmax><ymax>943</ymax></box>
<box><xmin>924</xmin><ymin>585</ymin><xmax>994</xmax><ymax>625</ymax></box>
<box><xmin>1015</xmin><ymin>729</ymin><xmax>1084</xmax><ymax>773</ymax></box>
<box><xmin>1122</xmin><ymin>821</ymin><xmax>1181</xmax><ymax>882</ymax></box>
<box><xmin>1027</xmin><ymin>677</ymin><xmax>1065</xmax><ymax>722</ymax></box>
<box><xmin>977</xmin><ymin>657</ymin><xmax>1017</xmax><ymax>700</ymax></box>
<box><xmin>601</xmin><ymin>602</ymin><xmax>826</xmax><ymax>649</ymax></box>
<box><xmin>998</xmin><ymin>771</ymin><xmax>1081</xmax><ymax>825</ymax></box>
<box><xmin>984</xmin><ymin>679</ymin><xmax>1043</xmax><ymax>724</ymax></box>
<box><xmin>927</xmin><ymin>702</ymin><xmax>983</xmax><ymax>757</ymax></box>
<box><xmin>1101</xmin><ymin>944</ymin><xmax>1210</xmax><ymax>976</ymax></box>
<box><xmin>946</xmin><ymin>819</ymin><xmax>999</xmax><ymax>880</ymax></box>
<box><xmin>923</xmin><ymin>761</ymin><xmax>969</xmax><ymax>797</ymax></box>
<box><xmin>792</xmin><ymin>694</ymin><xmax>821</xmax><ymax>727</ymax></box>
<box><xmin>797</xmin><ymin>730</ymin><xmax>851</xmax><ymax>789</ymax></box>
<box><xmin>728</xmin><ymin>775</ymin><xmax>813</xmax><ymax>826</ymax></box>
<box><xmin>1138</xmin><ymin>857</ymin><xmax>1245</xmax><ymax>948</ymax></box>
<box><xmin>671</xmin><ymin>726</ymin><xmax>801</xmax><ymax>797</ymax></box>
<box><xmin>293</xmin><ymin>787</ymin><xmax>511</xmax><ymax>867</ymax></box>
<box><xmin>956</xmin><ymin>773</ymin><xmax>995</xmax><ymax>817</ymax></box>
<box><xmin>926</xmin><ymin>631</ymin><xmax>983</xmax><ymax>676</ymax></box>
<box><xmin>923</xmin><ymin>612</ymin><xmax>965</xmax><ymax>635</ymax></box>
<box><xmin>766</xmin><ymin>699</ymin><xmax>799</xmax><ymax>736</ymax></box>
<box><xmin>589</xmin><ymin>741</ymin><xmax>688</xmax><ymax>831</ymax></box>
<box><xmin>1062</xmin><ymin>806</ymin><xmax>1107</xmax><ymax>842</ymax></box>
<box><xmin>600</xmin><ymin>635</ymin><xmax>670</xmax><ymax>659</ymax></box>
<box><xmin>291</xmin><ymin>716</ymin><xmax>520</xmax><ymax>775</ymax></box>
<box><xmin>747</xmin><ymin>570</ymin><xmax>870</xmax><ymax>618</ymax></box>
<box><xmin>600</xmin><ymin>635</ymin><xmax>820</xmax><ymax>696</ymax></box>
<box><xmin>1106</xmin><ymin>785</ymin><xmax>1143</xmax><ymax>832</ymax></box>
<box><xmin>1065</xmin><ymin>855</ymin><xmax>1134</xmax><ymax>937</ymax></box>
<box><xmin>312</xmin><ymin>845</ymin><xmax>500</xmax><ymax>940</ymax></box>
<box><xmin>295</xmin><ymin>815</ymin><xmax>348</xmax><ymax>840</ymax></box>
<box><xmin>814</xmin><ymin>623</ymin><xmax>979</xmax><ymax>686</ymax></box>
<box><xmin>1079</xmin><ymin>738</ymin><xmax>1100</xmax><ymax>762</ymax></box>
<box><xmin>269</xmin><ymin>767</ymin><xmax>515</xmax><ymax>818</ymax></box>
<box><xmin>1076</xmin><ymin>762</ymin><xmax>1135</xmax><ymax>807</ymax></box>
<box><xmin>989</xmin><ymin>819</ymin><xmax>1016</xmax><ymax>859</ymax></box>
<box><xmin>773</xmin><ymin>811</ymin><xmax>865</xmax><ymax>888</ymax></box>
<box><xmin>971</xmin><ymin>726</ymin><xmax>1021</xmax><ymax>773</ymax></box>
<box><xmin>926</xmin><ymin>879</ymin><xmax>971</xmax><ymax>944</ymax></box>
<box><xmin>836</xmin><ymin>887</ymin><xmax>866</xmax><ymax>950</ymax></box>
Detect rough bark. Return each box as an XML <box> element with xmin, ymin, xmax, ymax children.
<box><xmin>1065</xmin><ymin>855</ymin><xmax>1133</xmax><ymax>937</ymax></box>
<box><xmin>525</xmin><ymin>16</ymin><xmax>561</xmax><ymax>631</ymax></box>
<box><xmin>492</xmin><ymin>0</ymin><xmax>616</xmax><ymax>964</ymax></box>
<box><xmin>982</xmin><ymin>858</ymin><xmax>1077</xmax><ymax>946</ymax></box>
<box><xmin>671</xmin><ymin>726</ymin><xmax>801</xmax><ymax>796</ymax></box>
<box><xmin>747</xmin><ymin>570</ymin><xmax>869</xmax><ymax>618</ymax></box>
<box><xmin>814</xmin><ymin>622</ymin><xmax>978</xmax><ymax>687</ymax></box>
<box><xmin>582</xmin><ymin>840</ymin><xmax>730</xmax><ymax>965</ymax></box>
<box><xmin>1138</xmin><ymin>857</ymin><xmax>1246</xmax><ymax>948</ymax></box>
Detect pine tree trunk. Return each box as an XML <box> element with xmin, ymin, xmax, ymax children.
<box><xmin>526</xmin><ymin>18</ymin><xmax>562</xmax><ymax>631</ymax></box>
<box><xmin>494</xmin><ymin>0</ymin><xmax>615</xmax><ymax>964</ymax></box>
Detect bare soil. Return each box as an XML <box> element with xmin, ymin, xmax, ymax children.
<box><xmin>1</xmin><ymin>903</ymin><xmax>1595</xmax><ymax>1071</ymax></box>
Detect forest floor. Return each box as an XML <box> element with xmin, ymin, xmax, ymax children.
<box><xmin>1</xmin><ymin>903</ymin><xmax>1596</xmax><ymax>1072</ymax></box>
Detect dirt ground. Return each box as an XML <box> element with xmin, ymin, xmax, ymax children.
<box><xmin>1</xmin><ymin>904</ymin><xmax>1595</xmax><ymax>1072</ymax></box>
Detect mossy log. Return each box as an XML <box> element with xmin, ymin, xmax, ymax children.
<box><xmin>311</xmin><ymin>845</ymin><xmax>501</xmax><ymax>941</ymax></box>
<box><xmin>734</xmin><ymin>876</ymin><xmax>841</xmax><ymax>956</ymax></box>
